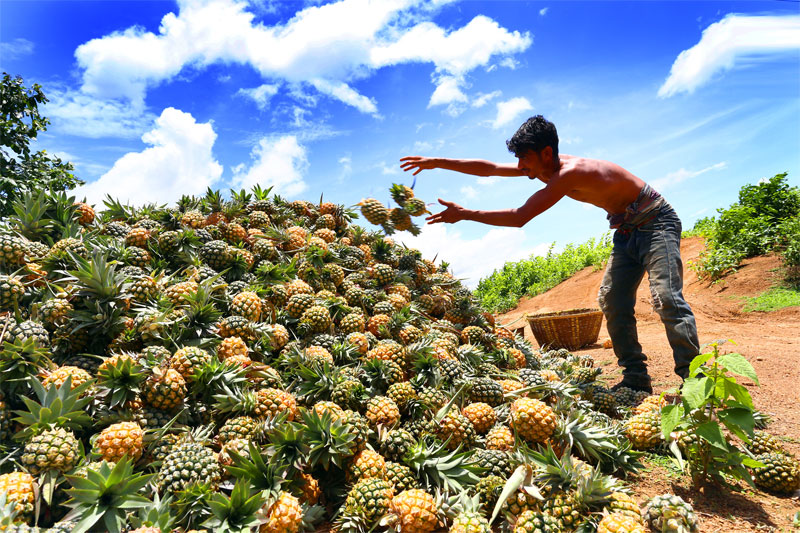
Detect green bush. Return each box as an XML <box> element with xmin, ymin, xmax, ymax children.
<box><xmin>474</xmin><ymin>234</ymin><xmax>612</xmax><ymax>312</ymax></box>
<box><xmin>688</xmin><ymin>173</ymin><xmax>799</xmax><ymax>281</ymax></box>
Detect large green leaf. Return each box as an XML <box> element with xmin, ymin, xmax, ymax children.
<box><xmin>681</xmin><ymin>377</ymin><xmax>711</xmax><ymax>410</ymax></box>
<box><xmin>695</xmin><ymin>421</ymin><xmax>729</xmax><ymax>451</ymax></box>
<box><xmin>660</xmin><ymin>404</ymin><xmax>683</xmax><ymax>439</ymax></box>
<box><xmin>717</xmin><ymin>352</ymin><xmax>759</xmax><ymax>384</ymax></box>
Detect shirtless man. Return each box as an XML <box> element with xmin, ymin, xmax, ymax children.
<box><xmin>400</xmin><ymin>115</ymin><xmax>700</xmax><ymax>392</ymax></box>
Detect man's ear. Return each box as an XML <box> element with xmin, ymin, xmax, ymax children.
<box><xmin>540</xmin><ymin>145</ymin><xmax>553</xmax><ymax>162</ymax></box>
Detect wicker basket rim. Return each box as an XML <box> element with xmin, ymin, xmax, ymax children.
<box><xmin>525</xmin><ymin>308</ymin><xmax>602</xmax><ymax>320</ymax></box>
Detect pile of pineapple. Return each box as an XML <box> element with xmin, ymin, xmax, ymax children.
<box><xmin>0</xmin><ymin>185</ymin><xmax>796</xmax><ymax>533</ymax></box>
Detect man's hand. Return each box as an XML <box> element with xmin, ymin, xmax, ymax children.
<box><xmin>426</xmin><ymin>199</ymin><xmax>466</xmax><ymax>225</ymax></box>
<box><xmin>400</xmin><ymin>156</ymin><xmax>438</xmax><ymax>176</ymax></box>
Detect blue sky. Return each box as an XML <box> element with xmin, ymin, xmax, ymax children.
<box><xmin>2</xmin><ymin>0</ymin><xmax>799</xmax><ymax>286</ymax></box>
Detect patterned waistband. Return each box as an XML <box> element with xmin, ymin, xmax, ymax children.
<box><xmin>607</xmin><ymin>183</ymin><xmax>665</xmax><ymax>231</ymax></box>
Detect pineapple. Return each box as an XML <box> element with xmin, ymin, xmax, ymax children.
<box><xmin>0</xmin><ymin>275</ymin><xmax>25</xmax><ymax>310</ymax></box>
<box><xmin>462</xmin><ymin>402</ymin><xmax>496</xmax><ymax>435</ymax></box>
<box><xmin>625</xmin><ymin>411</ymin><xmax>662</xmax><ymax>450</ymax></box>
<box><xmin>0</xmin><ymin>472</ymin><xmax>35</xmax><ymax>522</ymax></box>
<box><xmin>470</xmin><ymin>377</ymin><xmax>504</xmax><ymax>407</ymax></box>
<box><xmin>437</xmin><ymin>411</ymin><xmax>476</xmax><ymax>451</ymax></box>
<box><xmin>261</xmin><ymin>491</ymin><xmax>302</xmax><ymax>533</ymax></box>
<box><xmin>158</xmin><ymin>440</ymin><xmax>221</xmax><ymax>494</ymax></box>
<box><xmin>347</xmin><ymin>449</ymin><xmax>387</xmax><ymax>482</ymax></box>
<box><xmin>21</xmin><ymin>427</ymin><xmax>80</xmax><ymax>474</ymax></box>
<box><xmin>169</xmin><ymin>346</ymin><xmax>212</xmax><ymax>381</ymax></box>
<box><xmin>231</xmin><ymin>290</ymin><xmax>263</xmax><ymax>321</ymax></box>
<box><xmin>512</xmin><ymin>510</ymin><xmax>559</xmax><ymax>533</ymax></box>
<box><xmin>389</xmin><ymin>489</ymin><xmax>440</xmax><ymax>533</ymax></box>
<box><xmin>643</xmin><ymin>494</ymin><xmax>699</xmax><ymax>532</ymax></box>
<box><xmin>41</xmin><ymin>365</ymin><xmax>92</xmax><ymax>389</ymax></box>
<box><xmin>218</xmin><ymin>415</ymin><xmax>260</xmax><ymax>445</ymax></box>
<box><xmin>95</xmin><ymin>421</ymin><xmax>144</xmax><ymax>462</ymax></box>
<box><xmin>486</xmin><ymin>425</ymin><xmax>515</xmax><ymax>451</ymax></box>
<box><xmin>597</xmin><ymin>513</ymin><xmax>646</xmax><ymax>533</ymax></box>
<box><xmin>142</xmin><ymin>367</ymin><xmax>187</xmax><ymax>410</ymax></box>
<box><xmin>255</xmin><ymin>388</ymin><xmax>298</xmax><ymax>421</ymax></box>
<box><xmin>360</xmin><ymin>198</ymin><xmax>389</xmax><ymax>225</ymax></box>
<box><xmin>752</xmin><ymin>452</ymin><xmax>800</xmax><ymax>494</ymax></box>
<box><xmin>365</xmin><ymin>396</ymin><xmax>401</xmax><ymax>427</ymax></box>
<box><xmin>344</xmin><ymin>476</ymin><xmax>393</xmax><ymax>523</ymax></box>
<box><xmin>510</xmin><ymin>398</ymin><xmax>557</xmax><ymax>444</ymax></box>
<box><xmin>608</xmin><ymin>492</ymin><xmax>642</xmax><ymax>522</ymax></box>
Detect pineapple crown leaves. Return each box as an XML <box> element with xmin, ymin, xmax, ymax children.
<box><xmin>201</xmin><ymin>478</ymin><xmax>266</xmax><ymax>533</ymax></box>
<box><xmin>170</xmin><ymin>481</ymin><xmax>215</xmax><ymax>529</ymax></box>
<box><xmin>553</xmin><ymin>409</ymin><xmax>620</xmax><ymax>466</ymax></box>
<box><xmin>0</xmin><ymin>337</ymin><xmax>55</xmax><ymax>395</ymax></box>
<box><xmin>61</xmin><ymin>250</ymin><xmax>129</xmax><ymax>303</ymax></box>
<box><xmin>8</xmin><ymin>188</ymin><xmax>60</xmax><ymax>241</ymax></box>
<box><xmin>0</xmin><ymin>492</ymin><xmax>27</xmax><ymax>530</ymax></box>
<box><xmin>189</xmin><ymin>358</ymin><xmax>249</xmax><ymax>404</ymax></box>
<box><xmin>62</xmin><ymin>456</ymin><xmax>154</xmax><ymax>533</ymax></box>
<box><xmin>13</xmin><ymin>376</ymin><xmax>93</xmax><ymax>439</ymax></box>
<box><xmin>126</xmin><ymin>491</ymin><xmax>177</xmax><ymax>533</ymax></box>
<box><xmin>296</xmin><ymin>408</ymin><xmax>357</xmax><ymax>470</ymax></box>
<box><xmin>255</xmin><ymin>258</ymin><xmax>298</xmax><ymax>285</ymax></box>
<box><xmin>95</xmin><ymin>354</ymin><xmax>147</xmax><ymax>408</ymax></box>
<box><xmin>225</xmin><ymin>440</ymin><xmax>289</xmax><ymax>494</ymax></box>
<box><xmin>401</xmin><ymin>436</ymin><xmax>484</xmax><ymax>493</ymax></box>
<box><xmin>289</xmin><ymin>360</ymin><xmax>343</xmax><ymax>404</ymax></box>
<box><xmin>101</xmin><ymin>195</ymin><xmax>137</xmax><ymax>223</ymax></box>
<box><xmin>265</xmin><ymin>419</ymin><xmax>310</xmax><ymax>471</ymax></box>
<box><xmin>251</xmin><ymin>183</ymin><xmax>275</xmax><ymax>202</ymax></box>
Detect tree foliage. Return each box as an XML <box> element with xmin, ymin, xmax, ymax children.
<box><xmin>1</xmin><ymin>72</ymin><xmax>83</xmax><ymax>216</ymax></box>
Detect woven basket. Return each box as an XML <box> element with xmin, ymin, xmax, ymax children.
<box><xmin>525</xmin><ymin>308</ymin><xmax>604</xmax><ymax>351</ymax></box>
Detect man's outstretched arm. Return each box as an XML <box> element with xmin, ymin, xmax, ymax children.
<box><xmin>400</xmin><ymin>156</ymin><xmax>524</xmax><ymax>177</ymax></box>
<box><xmin>427</xmin><ymin>179</ymin><xmax>571</xmax><ymax>228</ymax></box>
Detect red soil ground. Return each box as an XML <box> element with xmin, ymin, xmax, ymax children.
<box><xmin>495</xmin><ymin>237</ymin><xmax>800</xmax><ymax>532</ymax></box>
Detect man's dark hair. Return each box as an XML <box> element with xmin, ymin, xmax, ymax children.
<box><xmin>506</xmin><ymin>115</ymin><xmax>559</xmax><ymax>163</ymax></box>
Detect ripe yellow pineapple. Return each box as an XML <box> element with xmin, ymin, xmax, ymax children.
<box><xmin>260</xmin><ymin>491</ymin><xmax>302</xmax><ymax>533</ymax></box>
<box><xmin>95</xmin><ymin>421</ymin><xmax>144</xmax><ymax>462</ymax></box>
<box><xmin>347</xmin><ymin>449</ymin><xmax>387</xmax><ymax>482</ymax></box>
<box><xmin>0</xmin><ymin>472</ymin><xmax>35</xmax><ymax>522</ymax></box>
<box><xmin>597</xmin><ymin>512</ymin><xmax>646</xmax><ymax>533</ymax></box>
<box><xmin>365</xmin><ymin>396</ymin><xmax>400</xmax><ymax>427</ymax></box>
<box><xmin>510</xmin><ymin>398</ymin><xmax>557</xmax><ymax>443</ymax></box>
<box><xmin>255</xmin><ymin>388</ymin><xmax>298</xmax><ymax>421</ymax></box>
<box><xmin>42</xmin><ymin>366</ymin><xmax>92</xmax><ymax>389</ymax></box>
<box><xmin>462</xmin><ymin>402</ymin><xmax>496</xmax><ymax>434</ymax></box>
<box><xmin>218</xmin><ymin>336</ymin><xmax>249</xmax><ymax>361</ymax></box>
<box><xmin>231</xmin><ymin>291</ymin><xmax>263</xmax><ymax>321</ymax></box>
<box><xmin>485</xmin><ymin>425</ymin><xmax>515</xmax><ymax>451</ymax></box>
<box><xmin>142</xmin><ymin>367</ymin><xmax>187</xmax><ymax>411</ymax></box>
<box><xmin>390</xmin><ymin>489</ymin><xmax>440</xmax><ymax>533</ymax></box>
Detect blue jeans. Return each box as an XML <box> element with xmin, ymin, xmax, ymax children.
<box><xmin>597</xmin><ymin>204</ymin><xmax>700</xmax><ymax>383</ymax></box>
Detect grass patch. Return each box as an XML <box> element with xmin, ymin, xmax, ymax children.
<box><xmin>741</xmin><ymin>286</ymin><xmax>800</xmax><ymax>312</ymax></box>
<box><xmin>642</xmin><ymin>453</ymin><xmax>684</xmax><ymax>479</ymax></box>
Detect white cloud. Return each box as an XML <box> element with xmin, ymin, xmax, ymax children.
<box><xmin>477</xmin><ymin>176</ymin><xmax>499</xmax><ymax>186</ymax></box>
<box><xmin>492</xmin><ymin>96</ymin><xmax>533</xmax><ymax>129</ymax></box>
<box><xmin>381</xmin><ymin>162</ymin><xmax>400</xmax><ymax>175</ymax></box>
<box><xmin>76</xmin><ymin>108</ymin><xmax>222</xmax><ymax>206</ymax></box>
<box><xmin>659</xmin><ymin>14</ymin><xmax>800</xmax><ymax>97</ymax></box>
<box><xmin>460</xmin><ymin>185</ymin><xmax>477</xmax><ymax>199</ymax></box>
<box><xmin>237</xmin><ymin>83</ymin><xmax>280</xmax><ymax>109</ymax></box>
<box><xmin>310</xmin><ymin>78</ymin><xmax>378</xmax><ymax>115</ymax></box>
<box><xmin>539</xmin><ymin>7</ymin><xmax>549</xmax><ymax>16</ymax></box>
<box><xmin>399</xmin><ymin>224</ymin><xmax>551</xmax><ymax>287</ymax></box>
<box><xmin>650</xmin><ymin>161</ymin><xmax>727</xmax><ymax>191</ymax></box>
<box><xmin>472</xmin><ymin>90</ymin><xmax>502</xmax><ymax>108</ymax></box>
<box><xmin>428</xmin><ymin>75</ymin><xmax>468</xmax><ymax>107</ymax></box>
<box><xmin>72</xmin><ymin>0</ymin><xmax>531</xmax><ymax>114</ymax></box>
<box><xmin>45</xmin><ymin>90</ymin><xmax>155</xmax><ymax>139</ymax></box>
<box><xmin>0</xmin><ymin>38</ymin><xmax>34</xmax><ymax>59</ymax></box>
<box><xmin>338</xmin><ymin>154</ymin><xmax>352</xmax><ymax>182</ymax></box>
<box><xmin>231</xmin><ymin>135</ymin><xmax>308</xmax><ymax>198</ymax></box>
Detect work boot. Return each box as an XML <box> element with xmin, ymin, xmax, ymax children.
<box><xmin>610</xmin><ymin>378</ymin><xmax>653</xmax><ymax>394</ymax></box>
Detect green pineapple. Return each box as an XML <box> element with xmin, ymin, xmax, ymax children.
<box><xmin>752</xmin><ymin>452</ymin><xmax>800</xmax><ymax>494</ymax></box>
<box><xmin>0</xmin><ymin>275</ymin><xmax>25</xmax><ymax>311</ymax></box>
<box><xmin>158</xmin><ymin>439</ymin><xmax>221</xmax><ymax>494</ymax></box>
<box><xmin>643</xmin><ymin>494</ymin><xmax>699</xmax><ymax>532</ymax></box>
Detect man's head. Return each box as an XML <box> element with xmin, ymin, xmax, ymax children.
<box><xmin>506</xmin><ymin>115</ymin><xmax>559</xmax><ymax>176</ymax></box>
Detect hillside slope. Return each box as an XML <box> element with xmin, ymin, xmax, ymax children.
<box><xmin>495</xmin><ymin>236</ymin><xmax>800</xmax><ymax>531</ymax></box>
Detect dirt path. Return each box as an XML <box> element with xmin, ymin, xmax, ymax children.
<box><xmin>495</xmin><ymin>237</ymin><xmax>800</xmax><ymax>531</ymax></box>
